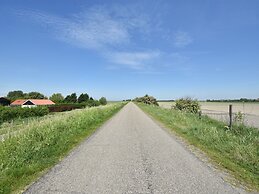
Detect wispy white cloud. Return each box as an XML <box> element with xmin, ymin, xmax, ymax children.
<box><xmin>174</xmin><ymin>31</ymin><xmax>193</xmax><ymax>48</ymax></box>
<box><xmin>17</xmin><ymin>5</ymin><xmax>194</xmax><ymax>72</ymax></box>
<box><xmin>106</xmin><ymin>51</ymin><xmax>161</xmax><ymax>70</ymax></box>
<box><xmin>18</xmin><ymin>6</ymin><xmax>150</xmax><ymax>50</ymax></box>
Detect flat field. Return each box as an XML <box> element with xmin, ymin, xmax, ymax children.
<box><xmin>158</xmin><ymin>101</ymin><xmax>259</xmax><ymax>128</ymax></box>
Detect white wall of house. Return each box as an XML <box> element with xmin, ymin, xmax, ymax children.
<box><xmin>21</xmin><ymin>105</ymin><xmax>37</xmax><ymax>108</ymax></box>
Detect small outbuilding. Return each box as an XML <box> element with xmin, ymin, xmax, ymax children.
<box><xmin>11</xmin><ymin>99</ymin><xmax>55</xmax><ymax>108</ymax></box>
<box><xmin>0</xmin><ymin>97</ymin><xmax>11</xmax><ymax>106</ymax></box>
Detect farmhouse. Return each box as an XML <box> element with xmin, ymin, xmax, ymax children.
<box><xmin>11</xmin><ymin>99</ymin><xmax>55</xmax><ymax>108</ymax></box>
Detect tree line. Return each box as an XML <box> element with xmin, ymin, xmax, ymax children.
<box><xmin>4</xmin><ymin>90</ymin><xmax>107</xmax><ymax>105</ymax></box>
<box><xmin>206</xmin><ymin>98</ymin><xmax>259</xmax><ymax>102</ymax></box>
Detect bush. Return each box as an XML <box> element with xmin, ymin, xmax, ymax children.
<box><xmin>99</xmin><ymin>97</ymin><xmax>107</xmax><ymax>105</ymax></box>
<box><xmin>48</xmin><ymin>103</ymin><xmax>86</xmax><ymax>112</ymax></box>
<box><xmin>86</xmin><ymin>99</ymin><xmax>101</xmax><ymax>107</ymax></box>
<box><xmin>0</xmin><ymin>106</ymin><xmax>49</xmax><ymax>123</ymax></box>
<box><xmin>174</xmin><ymin>97</ymin><xmax>200</xmax><ymax>114</ymax></box>
<box><xmin>134</xmin><ymin>95</ymin><xmax>159</xmax><ymax>106</ymax></box>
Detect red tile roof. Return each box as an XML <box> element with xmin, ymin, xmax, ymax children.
<box><xmin>11</xmin><ymin>99</ymin><xmax>26</xmax><ymax>105</ymax></box>
<box><xmin>11</xmin><ymin>99</ymin><xmax>55</xmax><ymax>106</ymax></box>
<box><xmin>29</xmin><ymin>99</ymin><xmax>55</xmax><ymax>105</ymax></box>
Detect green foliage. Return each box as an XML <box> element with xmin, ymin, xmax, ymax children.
<box><xmin>64</xmin><ymin>93</ymin><xmax>77</xmax><ymax>103</ymax></box>
<box><xmin>0</xmin><ymin>106</ymin><xmax>49</xmax><ymax>123</ymax></box>
<box><xmin>49</xmin><ymin>93</ymin><xmax>64</xmax><ymax>103</ymax></box>
<box><xmin>138</xmin><ymin>103</ymin><xmax>259</xmax><ymax>190</ymax></box>
<box><xmin>25</xmin><ymin>92</ymin><xmax>46</xmax><ymax>99</ymax></box>
<box><xmin>48</xmin><ymin>103</ymin><xmax>86</xmax><ymax>112</ymax></box>
<box><xmin>174</xmin><ymin>97</ymin><xmax>200</xmax><ymax>114</ymax></box>
<box><xmin>78</xmin><ymin>93</ymin><xmax>89</xmax><ymax>103</ymax></box>
<box><xmin>7</xmin><ymin>90</ymin><xmax>46</xmax><ymax>101</ymax></box>
<box><xmin>99</xmin><ymin>97</ymin><xmax>107</xmax><ymax>105</ymax></box>
<box><xmin>0</xmin><ymin>103</ymin><xmax>125</xmax><ymax>194</ymax></box>
<box><xmin>234</xmin><ymin>111</ymin><xmax>244</xmax><ymax>124</ymax></box>
<box><xmin>87</xmin><ymin>99</ymin><xmax>101</xmax><ymax>107</ymax></box>
<box><xmin>134</xmin><ymin>94</ymin><xmax>159</xmax><ymax>106</ymax></box>
<box><xmin>7</xmin><ymin>90</ymin><xmax>24</xmax><ymax>101</ymax></box>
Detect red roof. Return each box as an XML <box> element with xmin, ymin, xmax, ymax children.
<box><xmin>11</xmin><ymin>99</ymin><xmax>26</xmax><ymax>105</ymax></box>
<box><xmin>11</xmin><ymin>99</ymin><xmax>55</xmax><ymax>106</ymax></box>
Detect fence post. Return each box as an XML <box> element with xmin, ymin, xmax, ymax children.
<box><xmin>229</xmin><ymin>104</ymin><xmax>232</xmax><ymax>129</ymax></box>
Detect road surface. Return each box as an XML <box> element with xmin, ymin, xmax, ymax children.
<box><xmin>25</xmin><ymin>102</ymin><xmax>247</xmax><ymax>194</ymax></box>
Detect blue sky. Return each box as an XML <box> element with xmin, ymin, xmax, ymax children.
<box><xmin>0</xmin><ymin>0</ymin><xmax>259</xmax><ymax>100</ymax></box>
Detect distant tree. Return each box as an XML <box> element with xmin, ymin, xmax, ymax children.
<box><xmin>70</xmin><ymin>93</ymin><xmax>77</xmax><ymax>103</ymax></box>
<box><xmin>78</xmin><ymin>93</ymin><xmax>89</xmax><ymax>103</ymax></box>
<box><xmin>49</xmin><ymin>93</ymin><xmax>64</xmax><ymax>103</ymax></box>
<box><xmin>7</xmin><ymin>90</ymin><xmax>24</xmax><ymax>101</ymax></box>
<box><xmin>25</xmin><ymin>92</ymin><xmax>46</xmax><ymax>99</ymax></box>
<box><xmin>89</xmin><ymin>97</ymin><xmax>94</xmax><ymax>101</ymax></box>
<box><xmin>64</xmin><ymin>93</ymin><xmax>77</xmax><ymax>103</ymax></box>
<box><xmin>134</xmin><ymin>94</ymin><xmax>159</xmax><ymax>106</ymax></box>
<box><xmin>99</xmin><ymin>97</ymin><xmax>107</xmax><ymax>105</ymax></box>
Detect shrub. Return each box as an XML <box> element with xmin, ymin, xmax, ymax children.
<box><xmin>0</xmin><ymin>106</ymin><xmax>49</xmax><ymax>123</ymax></box>
<box><xmin>134</xmin><ymin>95</ymin><xmax>159</xmax><ymax>106</ymax></box>
<box><xmin>174</xmin><ymin>97</ymin><xmax>200</xmax><ymax>114</ymax></box>
<box><xmin>99</xmin><ymin>97</ymin><xmax>107</xmax><ymax>105</ymax></box>
<box><xmin>48</xmin><ymin>103</ymin><xmax>86</xmax><ymax>112</ymax></box>
<box><xmin>86</xmin><ymin>99</ymin><xmax>101</xmax><ymax>107</ymax></box>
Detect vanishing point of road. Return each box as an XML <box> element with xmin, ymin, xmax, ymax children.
<box><xmin>25</xmin><ymin>102</ymin><xmax>247</xmax><ymax>194</ymax></box>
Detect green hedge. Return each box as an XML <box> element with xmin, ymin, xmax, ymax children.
<box><xmin>48</xmin><ymin>101</ymin><xmax>101</xmax><ymax>112</ymax></box>
<box><xmin>0</xmin><ymin>106</ymin><xmax>49</xmax><ymax>123</ymax></box>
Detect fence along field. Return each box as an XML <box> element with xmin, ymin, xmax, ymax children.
<box><xmin>158</xmin><ymin>101</ymin><xmax>259</xmax><ymax>128</ymax></box>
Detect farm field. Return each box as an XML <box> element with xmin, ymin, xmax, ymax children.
<box><xmin>159</xmin><ymin>101</ymin><xmax>259</xmax><ymax>128</ymax></box>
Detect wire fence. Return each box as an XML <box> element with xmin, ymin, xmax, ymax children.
<box><xmin>201</xmin><ymin>109</ymin><xmax>259</xmax><ymax>129</ymax></box>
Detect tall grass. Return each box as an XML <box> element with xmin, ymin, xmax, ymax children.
<box><xmin>138</xmin><ymin>103</ymin><xmax>259</xmax><ymax>191</ymax></box>
<box><xmin>0</xmin><ymin>103</ymin><xmax>125</xmax><ymax>194</ymax></box>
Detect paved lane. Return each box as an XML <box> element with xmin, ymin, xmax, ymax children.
<box><xmin>25</xmin><ymin>102</ymin><xmax>247</xmax><ymax>194</ymax></box>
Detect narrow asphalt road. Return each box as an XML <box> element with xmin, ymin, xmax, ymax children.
<box><xmin>25</xmin><ymin>102</ymin><xmax>247</xmax><ymax>194</ymax></box>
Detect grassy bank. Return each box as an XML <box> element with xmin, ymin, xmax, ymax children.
<box><xmin>138</xmin><ymin>103</ymin><xmax>259</xmax><ymax>191</ymax></box>
<box><xmin>0</xmin><ymin>103</ymin><xmax>125</xmax><ymax>194</ymax></box>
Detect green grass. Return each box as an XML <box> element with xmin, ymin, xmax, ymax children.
<box><xmin>137</xmin><ymin>103</ymin><xmax>259</xmax><ymax>191</ymax></box>
<box><xmin>0</xmin><ymin>103</ymin><xmax>125</xmax><ymax>194</ymax></box>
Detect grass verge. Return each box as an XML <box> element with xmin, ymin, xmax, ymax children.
<box><xmin>0</xmin><ymin>103</ymin><xmax>125</xmax><ymax>194</ymax></box>
<box><xmin>137</xmin><ymin>103</ymin><xmax>259</xmax><ymax>191</ymax></box>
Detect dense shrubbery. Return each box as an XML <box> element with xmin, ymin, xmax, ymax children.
<box><xmin>134</xmin><ymin>95</ymin><xmax>159</xmax><ymax>106</ymax></box>
<box><xmin>174</xmin><ymin>97</ymin><xmax>200</xmax><ymax>114</ymax></box>
<box><xmin>48</xmin><ymin>104</ymin><xmax>86</xmax><ymax>112</ymax></box>
<box><xmin>48</xmin><ymin>100</ymin><xmax>102</xmax><ymax>112</ymax></box>
<box><xmin>0</xmin><ymin>106</ymin><xmax>49</xmax><ymax>123</ymax></box>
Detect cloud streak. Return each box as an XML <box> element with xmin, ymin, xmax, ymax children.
<box><xmin>17</xmin><ymin>5</ymin><xmax>193</xmax><ymax>72</ymax></box>
<box><xmin>174</xmin><ymin>31</ymin><xmax>193</xmax><ymax>48</ymax></box>
<box><xmin>106</xmin><ymin>51</ymin><xmax>161</xmax><ymax>70</ymax></box>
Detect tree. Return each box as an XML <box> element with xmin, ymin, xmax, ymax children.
<box><xmin>64</xmin><ymin>93</ymin><xmax>77</xmax><ymax>103</ymax></box>
<box><xmin>7</xmin><ymin>90</ymin><xmax>24</xmax><ymax>101</ymax></box>
<box><xmin>25</xmin><ymin>92</ymin><xmax>46</xmax><ymax>99</ymax></box>
<box><xmin>78</xmin><ymin>93</ymin><xmax>89</xmax><ymax>103</ymax></box>
<box><xmin>99</xmin><ymin>97</ymin><xmax>107</xmax><ymax>105</ymax></box>
<box><xmin>49</xmin><ymin>93</ymin><xmax>64</xmax><ymax>103</ymax></box>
